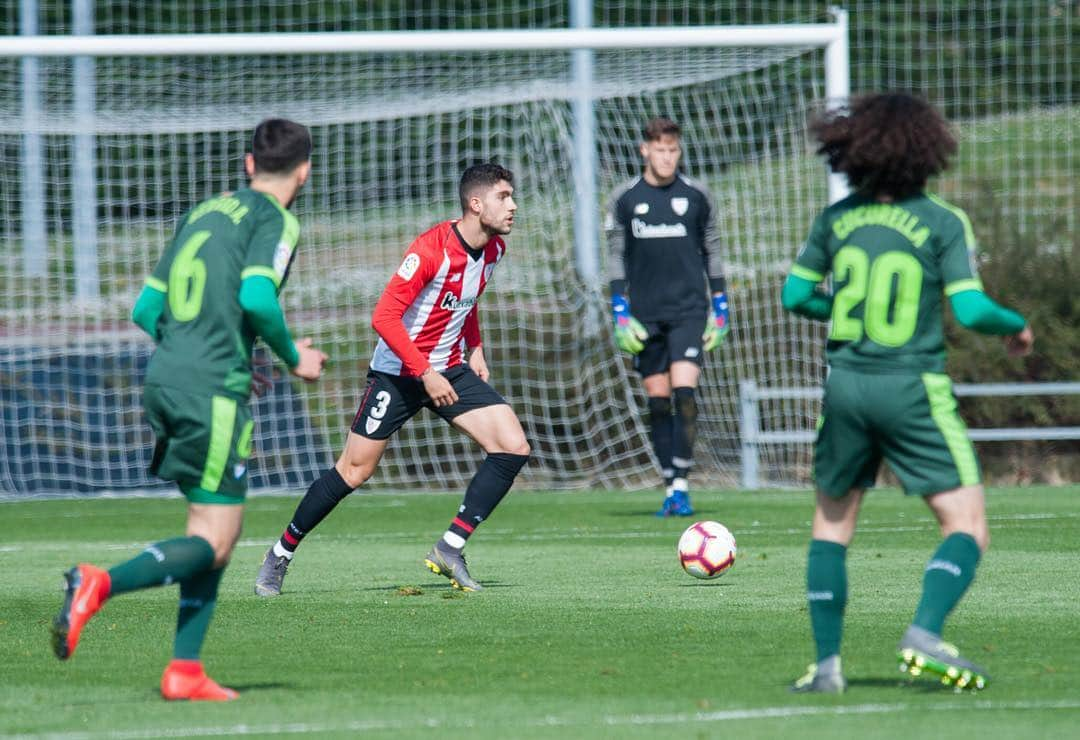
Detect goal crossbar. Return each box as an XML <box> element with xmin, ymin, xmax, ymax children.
<box><xmin>0</xmin><ymin>24</ymin><xmax>847</xmax><ymax>57</ymax></box>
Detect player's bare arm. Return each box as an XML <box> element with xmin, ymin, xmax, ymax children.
<box><xmin>469</xmin><ymin>346</ymin><xmax>490</xmax><ymax>382</ymax></box>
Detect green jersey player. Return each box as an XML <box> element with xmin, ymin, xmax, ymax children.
<box><xmin>782</xmin><ymin>94</ymin><xmax>1033</xmax><ymax>693</ymax></box>
<box><xmin>50</xmin><ymin>119</ymin><xmax>326</xmax><ymax>700</ymax></box>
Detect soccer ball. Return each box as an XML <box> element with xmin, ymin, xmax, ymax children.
<box><xmin>678</xmin><ymin>520</ymin><xmax>737</xmax><ymax>579</ymax></box>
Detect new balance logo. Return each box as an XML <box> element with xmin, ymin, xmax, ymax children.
<box><xmin>807</xmin><ymin>591</ymin><xmax>834</xmax><ymax>601</ymax></box>
<box><xmin>447</xmin><ymin>272</ymin><xmax>462</xmax><ymax>282</ymax></box>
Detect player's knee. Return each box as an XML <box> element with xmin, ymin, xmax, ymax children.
<box><xmin>488</xmin><ymin>435</ymin><xmax>529</xmax><ymax>457</ymax></box>
<box><xmin>336</xmin><ymin>458</ymin><xmax>377</xmax><ymax>488</ymax></box>
<box><xmin>207</xmin><ymin>534</ymin><xmax>238</xmax><ymax>569</ymax></box>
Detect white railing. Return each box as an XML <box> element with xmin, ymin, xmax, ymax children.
<box><xmin>739</xmin><ymin>380</ymin><xmax>1080</xmax><ymax>489</ymax></box>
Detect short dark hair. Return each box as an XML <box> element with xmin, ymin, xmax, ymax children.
<box><xmin>809</xmin><ymin>93</ymin><xmax>957</xmax><ymax>199</ymax></box>
<box><xmin>459</xmin><ymin>163</ymin><xmax>514</xmax><ymax>211</ymax></box>
<box><xmin>250</xmin><ymin>118</ymin><xmax>312</xmax><ymax>175</ymax></box>
<box><xmin>643</xmin><ymin>117</ymin><xmax>680</xmax><ymax>142</ymax></box>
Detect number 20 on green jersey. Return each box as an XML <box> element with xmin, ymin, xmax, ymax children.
<box><xmin>830</xmin><ymin>245</ymin><xmax>924</xmax><ymax>347</ymax></box>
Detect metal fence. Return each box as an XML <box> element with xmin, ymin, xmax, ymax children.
<box><xmin>739</xmin><ymin>381</ymin><xmax>1080</xmax><ymax>489</ymax></box>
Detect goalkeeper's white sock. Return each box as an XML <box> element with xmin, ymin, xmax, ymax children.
<box><xmin>666</xmin><ymin>478</ymin><xmax>689</xmax><ymax>498</ymax></box>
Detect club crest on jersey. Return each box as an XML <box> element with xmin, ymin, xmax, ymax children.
<box><xmin>671</xmin><ymin>197</ymin><xmax>689</xmax><ymax>216</ymax></box>
<box><xmin>440</xmin><ymin>292</ymin><xmax>478</xmax><ymax>311</ymax></box>
<box><xmin>634</xmin><ymin>203</ymin><xmax>650</xmax><ymax>215</ymax></box>
<box><xmin>397</xmin><ymin>253</ymin><xmax>421</xmax><ymax>280</ymax></box>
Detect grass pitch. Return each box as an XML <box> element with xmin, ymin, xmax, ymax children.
<box><xmin>3</xmin><ymin>485</ymin><xmax>1079</xmax><ymax>738</ymax></box>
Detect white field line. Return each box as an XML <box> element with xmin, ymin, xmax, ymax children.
<box><xmin>7</xmin><ymin>699</ymin><xmax>1080</xmax><ymax>739</ymax></box>
<box><xmin>2</xmin><ymin>511</ymin><xmax>1077</xmax><ymax>554</ymax></box>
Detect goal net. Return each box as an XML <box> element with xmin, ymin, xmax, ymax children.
<box><xmin>0</xmin><ymin>28</ymin><xmax>841</xmax><ymax>496</ymax></box>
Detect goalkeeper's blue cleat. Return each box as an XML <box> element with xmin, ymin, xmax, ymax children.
<box><xmin>897</xmin><ymin>625</ymin><xmax>989</xmax><ymax>692</ymax></box>
<box><xmin>656</xmin><ymin>489</ymin><xmax>694</xmax><ymax>517</ymax></box>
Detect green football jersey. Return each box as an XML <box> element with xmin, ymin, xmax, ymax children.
<box><xmin>144</xmin><ymin>188</ymin><xmax>300</xmax><ymax>398</ymax></box>
<box><xmin>793</xmin><ymin>191</ymin><xmax>982</xmax><ymax>373</ymax></box>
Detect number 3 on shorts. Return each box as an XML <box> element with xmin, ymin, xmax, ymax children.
<box><xmin>370</xmin><ymin>391</ymin><xmax>391</xmax><ymax>420</ymax></box>
<box><xmin>364</xmin><ymin>390</ymin><xmax>391</xmax><ymax>435</ymax></box>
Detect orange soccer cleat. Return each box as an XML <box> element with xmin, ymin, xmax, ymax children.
<box><xmin>51</xmin><ymin>564</ymin><xmax>111</xmax><ymax>660</ymax></box>
<box><xmin>160</xmin><ymin>659</ymin><xmax>239</xmax><ymax>701</ymax></box>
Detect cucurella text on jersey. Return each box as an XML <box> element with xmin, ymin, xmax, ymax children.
<box><xmin>144</xmin><ymin>188</ymin><xmax>299</xmax><ymax>398</ymax></box>
<box><xmin>794</xmin><ymin>192</ymin><xmax>983</xmax><ymax>373</ymax></box>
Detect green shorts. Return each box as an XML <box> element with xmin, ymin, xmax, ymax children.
<box><xmin>814</xmin><ymin>367</ymin><xmax>981</xmax><ymax>498</ymax></box>
<box><xmin>143</xmin><ymin>383</ymin><xmax>254</xmax><ymax>503</ymax></box>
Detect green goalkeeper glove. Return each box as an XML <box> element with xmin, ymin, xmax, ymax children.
<box><xmin>611</xmin><ymin>294</ymin><xmax>648</xmax><ymax>355</ymax></box>
<box><xmin>702</xmin><ymin>292</ymin><xmax>730</xmax><ymax>351</ymax></box>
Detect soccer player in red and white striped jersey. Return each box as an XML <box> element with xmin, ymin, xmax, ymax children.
<box><xmin>256</xmin><ymin>163</ymin><xmax>529</xmax><ymax>594</ymax></box>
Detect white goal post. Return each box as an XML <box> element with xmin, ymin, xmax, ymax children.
<box><xmin>0</xmin><ymin>12</ymin><xmax>850</xmax><ymax>496</ymax></box>
<box><xmin>0</xmin><ymin>12</ymin><xmax>851</xmax><ymax>281</ymax></box>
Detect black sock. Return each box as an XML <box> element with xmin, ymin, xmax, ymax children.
<box><xmin>647</xmin><ymin>396</ymin><xmax>674</xmax><ymax>484</ymax></box>
<box><xmin>672</xmin><ymin>387</ymin><xmax>698</xmax><ymax>480</ymax></box>
<box><xmin>447</xmin><ymin>452</ymin><xmax>529</xmax><ymax>545</ymax></box>
<box><xmin>278</xmin><ymin>467</ymin><xmax>355</xmax><ymax>554</ymax></box>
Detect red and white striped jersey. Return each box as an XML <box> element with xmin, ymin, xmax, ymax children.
<box><xmin>370</xmin><ymin>220</ymin><xmax>505</xmax><ymax>376</ymax></box>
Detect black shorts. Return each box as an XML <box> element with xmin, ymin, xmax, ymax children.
<box><xmin>350</xmin><ymin>365</ymin><xmax>508</xmax><ymax>440</ymax></box>
<box><xmin>633</xmin><ymin>317</ymin><xmax>705</xmax><ymax>377</ymax></box>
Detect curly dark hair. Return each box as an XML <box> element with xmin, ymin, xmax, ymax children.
<box><xmin>809</xmin><ymin>93</ymin><xmax>957</xmax><ymax>199</ymax></box>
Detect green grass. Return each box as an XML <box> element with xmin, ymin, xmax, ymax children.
<box><xmin>3</xmin><ymin>485</ymin><xmax>1080</xmax><ymax>738</ymax></box>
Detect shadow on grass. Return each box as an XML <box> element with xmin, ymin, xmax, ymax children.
<box><xmin>227</xmin><ymin>681</ymin><xmax>292</xmax><ymax>692</ymax></box>
<box><xmin>605</xmin><ymin>509</ymin><xmax>731</xmax><ymax>519</ymax></box>
<box><xmin>847</xmin><ymin>677</ymin><xmax>944</xmax><ymax>693</ymax></box>
<box><xmin>354</xmin><ymin>580</ymin><xmax>513</xmax><ymax>592</ymax></box>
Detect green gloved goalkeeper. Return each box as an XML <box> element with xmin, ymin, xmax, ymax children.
<box><xmin>604</xmin><ymin>115</ymin><xmax>730</xmax><ymax>518</ymax></box>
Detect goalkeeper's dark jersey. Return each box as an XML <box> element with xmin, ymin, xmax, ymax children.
<box><xmin>605</xmin><ymin>174</ymin><xmax>725</xmax><ymax>322</ymax></box>
<box><xmin>793</xmin><ymin>191</ymin><xmax>982</xmax><ymax>373</ymax></box>
<box><xmin>144</xmin><ymin>188</ymin><xmax>299</xmax><ymax>399</ymax></box>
